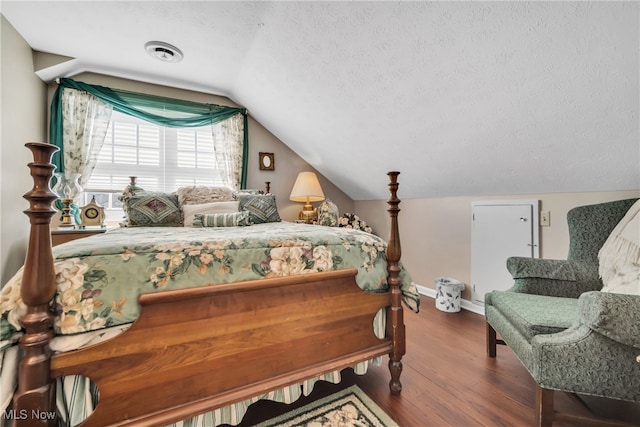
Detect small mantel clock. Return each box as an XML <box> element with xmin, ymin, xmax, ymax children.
<box><xmin>79</xmin><ymin>196</ymin><xmax>106</xmax><ymax>228</ymax></box>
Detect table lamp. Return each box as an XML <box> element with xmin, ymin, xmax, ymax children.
<box><xmin>290</xmin><ymin>172</ymin><xmax>325</xmax><ymax>223</ymax></box>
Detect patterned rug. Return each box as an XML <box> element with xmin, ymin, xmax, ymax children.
<box><xmin>254</xmin><ymin>385</ymin><xmax>399</xmax><ymax>427</ymax></box>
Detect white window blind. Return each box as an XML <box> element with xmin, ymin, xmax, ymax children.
<box><xmin>84</xmin><ymin>111</ymin><xmax>227</xmax><ymax>218</ymax></box>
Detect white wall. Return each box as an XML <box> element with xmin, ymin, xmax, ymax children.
<box><xmin>356</xmin><ymin>189</ymin><xmax>639</xmax><ymax>302</ymax></box>
<box><xmin>0</xmin><ymin>16</ymin><xmax>48</xmax><ymax>284</ymax></box>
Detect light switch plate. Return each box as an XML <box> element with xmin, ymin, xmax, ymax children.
<box><xmin>540</xmin><ymin>211</ymin><xmax>550</xmax><ymax>226</ymax></box>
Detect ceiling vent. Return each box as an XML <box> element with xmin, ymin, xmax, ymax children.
<box><xmin>144</xmin><ymin>41</ymin><xmax>183</xmax><ymax>63</ymax></box>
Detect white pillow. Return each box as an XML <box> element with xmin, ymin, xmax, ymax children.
<box><xmin>598</xmin><ymin>199</ymin><xmax>640</xmax><ymax>295</ymax></box>
<box><xmin>182</xmin><ymin>201</ymin><xmax>240</xmax><ymax>226</ymax></box>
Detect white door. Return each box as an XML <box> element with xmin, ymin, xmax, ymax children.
<box><xmin>471</xmin><ymin>201</ymin><xmax>539</xmax><ymax>304</ymax></box>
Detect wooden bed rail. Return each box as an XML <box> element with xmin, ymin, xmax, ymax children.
<box><xmin>13</xmin><ymin>142</ymin><xmax>406</xmax><ymax>426</ymax></box>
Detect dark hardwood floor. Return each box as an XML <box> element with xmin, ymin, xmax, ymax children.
<box><xmin>226</xmin><ymin>295</ymin><xmax>640</xmax><ymax>426</ymax></box>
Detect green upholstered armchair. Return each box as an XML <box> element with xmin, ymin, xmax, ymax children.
<box><xmin>506</xmin><ymin>198</ymin><xmax>638</xmax><ymax>297</ymax></box>
<box><xmin>485</xmin><ymin>198</ymin><xmax>640</xmax><ymax>427</ymax></box>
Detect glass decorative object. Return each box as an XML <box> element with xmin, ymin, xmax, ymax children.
<box><xmin>52</xmin><ymin>173</ymin><xmax>83</xmax><ymax>227</ymax></box>
<box><xmin>52</xmin><ymin>172</ymin><xmax>82</xmax><ymax>199</ymax></box>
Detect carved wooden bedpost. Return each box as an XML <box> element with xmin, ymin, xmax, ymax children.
<box><xmin>386</xmin><ymin>171</ymin><xmax>406</xmax><ymax>395</ymax></box>
<box><xmin>13</xmin><ymin>143</ymin><xmax>59</xmax><ymax>426</ymax></box>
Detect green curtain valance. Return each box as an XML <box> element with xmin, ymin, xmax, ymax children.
<box><xmin>50</xmin><ymin>78</ymin><xmax>249</xmax><ymax>187</ymax></box>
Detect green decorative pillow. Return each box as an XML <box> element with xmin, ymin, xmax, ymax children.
<box><xmin>118</xmin><ymin>182</ymin><xmax>145</xmax><ymax>226</ymax></box>
<box><xmin>126</xmin><ymin>192</ymin><xmax>183</xmax><ymax>227</ymax></box>
<box><xmin>192</xmin><ymin>211</ymin><xmax>252</xmax><ymax>227</ymax></box>
<box><xmin>237</xmin><ymin>194</ymin><xmax>281</xmax><ymax>224</ymax></box>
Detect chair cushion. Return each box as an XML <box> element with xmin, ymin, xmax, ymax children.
<box><xmin>489</xmin><ymin>291</ymin><xmax>579</xmax><ymax>341</ymax></box>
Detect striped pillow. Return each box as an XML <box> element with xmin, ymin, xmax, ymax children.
<box><xmin>192</xmin><ymin>211</ymin><xmax>252</xmax><ymax>228</ymax></box>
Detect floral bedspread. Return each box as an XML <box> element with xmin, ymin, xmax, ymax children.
<box><xmin>1</xmin><ymin>222</ymin><xmax>418</xmax><ymax>347</ymax></box>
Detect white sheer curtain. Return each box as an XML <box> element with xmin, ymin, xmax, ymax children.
<box><xmin>212</xmin><ymin>113</ymin><xmax>244</xmax><ymax>190</ymax></box>
<box><xmin>61</xmin><ymin>88</ymin><xmax>113</xmax><ymax>193</ymax></box>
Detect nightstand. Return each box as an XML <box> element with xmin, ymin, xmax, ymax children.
<box><xmin>51</xmin><ymin>227</ymin><xmax>108</xmax><ymax>246</ymax></box>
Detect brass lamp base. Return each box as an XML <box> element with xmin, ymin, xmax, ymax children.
<box><xmin>298</xmin><ymin>203</ymin><xmax>318</xmax><ymax>224</ymax></box>
<box><xmin>59</xmin><ymin>198</ymin><xmax>76</xmax><ymax>228</ymax></box>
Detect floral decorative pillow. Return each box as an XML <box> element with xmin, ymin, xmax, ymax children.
<box><xmin>318</xmin><ymin>199</ymin><xmax>339</xmax><ymax>227</ymax></box>
<box><xmin>237</xmin><ymin>194</ymin><xmax>281</xmax><ymax>224</ymax></box>
<box><xmin>338</xmin><ymin>213</ymin><xmax>373</xmax><ymax>234</ymax></box>
<box><xmin>176</xmin><ymin>186</ymin><xmax>234</xmax><ymax>205</ymax></box>
<box><xmin>192</xmin><ymin>211</ymin><xmax>252</xmax><ymax>227</ymax></box>
<box><xmin>126</xmin><ymin>192</ymin><xmax>183</xmax><ymax>227</ymax></box>
<box><xmin>182</xmin><ymin>201</ymin><xmax>240</xmax><ymax>226</ymax></box>
<box><xmin>232</xmin><ymin>189</ymin><xmax>265</xmax><ymax>200</ymax></box>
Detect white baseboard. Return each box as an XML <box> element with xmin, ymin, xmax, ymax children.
<box><xmin>415</xmin><ymin>283</ymin><xmax>485</xmax><ymax>316</ymax></box>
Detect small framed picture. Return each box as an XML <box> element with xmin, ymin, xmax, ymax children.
<box><xmin>259</xmin><ymin>152</ymin><xmax>275</xmax><ymax>171</ymax></box>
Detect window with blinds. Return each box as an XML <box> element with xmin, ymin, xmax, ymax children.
<box><xmin>84</xmin><ymin>111</ymin><xmax>225</xmax><ymax>220</ymax></box>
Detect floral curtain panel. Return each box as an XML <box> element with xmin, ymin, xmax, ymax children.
<box><xmin>60</xmin><ymin>88</ymin><xmax>113</xmax><ymax>192</ymax></box>
<box><xmin>213</xmin><ymin>113</ymin><xmax>245</xmax><ymax>190</ymax></box>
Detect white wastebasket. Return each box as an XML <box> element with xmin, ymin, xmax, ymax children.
<box><xmin>434</xmin><ymin>277</ymin><xmax>465</xmax><ymax>313</ymax></box>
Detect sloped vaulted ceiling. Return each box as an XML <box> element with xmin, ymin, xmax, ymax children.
<box><xmin>1</xmin><ymin>1</ymin><xmax>638</xmax><ymax>199</ymax></box>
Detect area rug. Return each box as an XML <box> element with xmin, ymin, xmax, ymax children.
<box><xmin>254</xmin><ymin>385</ymin><xmax>399</xmax><ymax>427</ymax></box>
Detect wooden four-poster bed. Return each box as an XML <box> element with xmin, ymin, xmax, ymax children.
<box><xmin>7</xmin><ymin>142</ymin><xmax>415</xmax><ymax>426</ymax></box>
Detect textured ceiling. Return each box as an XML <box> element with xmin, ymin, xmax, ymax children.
<box><xmin>2</xmin><ymin>1</ymin><xmax>638</xmax><ymax>200</ymax></box>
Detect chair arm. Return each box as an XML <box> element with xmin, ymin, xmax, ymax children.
<box><xmin>532</xmin><ymin>324</ymin><xmax>640</xmax><ymax>401</ymax></box>
<box><xmin>507</xmin><ymin>257</ymin><xmax>599</xmax><ymax>281</ymax></box>
<box><xmin>506</xmin><ymin>257</ymin><xmax>601</xmax><ymax>297</ymax></box>
<box><xmin>531</xmin><ymin>293</ymin><xmax>640</xmax><ymax>400</ymax></box>
<box><xmin>578</xmin><ymin>291</ymin><xmax>640</xmax><ymax>348</ymax></box>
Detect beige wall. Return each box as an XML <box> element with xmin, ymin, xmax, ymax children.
<box><xmin>0</xmin><ymin>16</ymin><xmax>48</xmax><ymax>284</ymax></box>
<box><xmin>48</xmin><ymin>73</ymin><xmax>355</xmax><ymax>224</ymax></box>
<box><xmin>356</xmin><ymin>189</ymin><xmax>640</xmax><ymax>302</ymax></box>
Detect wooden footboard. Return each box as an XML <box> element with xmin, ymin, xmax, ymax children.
<box><xmin>13</xmin><ymin>142</ymin><xmax>406</xmax><ymax>426</ymax></box>
<box><xmin>51</xmin><ymin>269</ymin><xmax>391</xmax><ymax>426</ymax></box>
